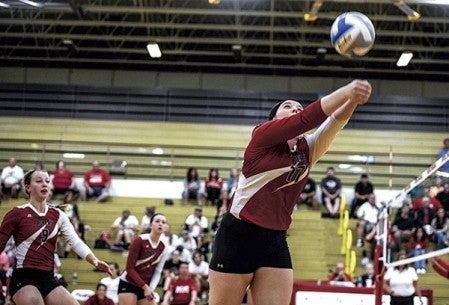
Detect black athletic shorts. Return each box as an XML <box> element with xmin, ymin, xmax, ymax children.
<box><xmin>9</xmin><ymin>268</ymin><xmax>61</xmax><ymax>299</ymax></box>
<box><xmin>210</xmin><ymin>213</ymin><xmax>292</xmax><ymax>274</ymax></box>
<box><xmin>118</xmin><ymin>279</ymin><xmax>146</xmax><ymax>300</ymax></box>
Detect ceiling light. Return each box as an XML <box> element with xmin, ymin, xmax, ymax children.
<box><xmin>396</xmin><ymin>52</ymin><xmax>413</xmax><ymax>67</ymax></box>
<box><xmin>18</xmin><ymin>0</ymin><xmax>42</xmax><ymax>7</ymax></box>
<box><xmin>146</xmin><ymin>42</ymin><xmax>162</xmax><ymax>58</ymax></box>
<box><xmin>0</xmin><ymin>2</ymin><xmax>11</xmax><ymax>8</ymax></box>
<box><xmin>63</xmin><ymin>153</ymin><xmax>85</xmax><ymax>159</ymax></box>
<box><xmin>152</xmin><ymin>147</ymin><xmax>164</xmax><ymax>155</ymax></box>
<box><xmin>208</xmin><ymin>0</ymin><xmax>220</xmax><ymax>4</ymax></box>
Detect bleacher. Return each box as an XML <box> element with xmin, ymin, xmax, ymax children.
<box><xmin>0</xmin><ymin>115</ymin><xmax>448</xmax><ymax>304</ymax></box>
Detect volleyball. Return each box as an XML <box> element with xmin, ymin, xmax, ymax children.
<box><xmin>330</xmin><ymin>12</ymin><xmax>375</xmax><ymax>57</ymax></box>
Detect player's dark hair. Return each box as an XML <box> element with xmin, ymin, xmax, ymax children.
<box><xmin>268</xmin><ymin>101</ymin><xmax>283</xmax><ymax>120</ymax></box>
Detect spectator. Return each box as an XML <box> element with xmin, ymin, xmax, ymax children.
<box><xmin>350</xmin><ymin>173</ymin><xmax>374</xmax><ymax>219</ymax></box>
<box><xmin>297</xmin><ymin>177</ymin><xmax>319</xmax><ymax>210</ymax></box>
<box><xmin>161</xmin><ymin>223</ymin><xmax>179</xmax><ymax>254</ymax></box>
<box><xmin>0</xmin><ymin>169</ymin><xmax>112</xmax><ymax>305</ymax></box>
<box><xmin>0</xmin><ymin>157</ymin><xmax>24</xmax><ymax>199</ymax></box>
<box><xmin>436</xmin><ymin>182</ymin><xmax>449</xmax><ymax>213</ymax></box>
<box><xmin>162</xmin><ymin>250</ymin><xmax>183</xmax><ymax>296</ymax></box>
<box><xmin>84</xmin><ymin>283</ymin><xmax>115</xmax><ymax>305</ymax></box>
<box><xmin>182</xmin><ymin>167</ymin><xmax>202</xmax><ymax>206</ymax></box>
<box><xmin>390</xmin><ymin>200</ymin><xmax>415</xmax><ymax>252</ymax></box>
<box><xmin>81</xmin><ymin>160</ymin><xmax>111</xmax><ymax>202</ymax></box>
<box><xmin>431</xmin><ymin>208</ymin><xmax>449</xmax><ymax>249</ymax></box>
<box><xmin>49</xmin><ymin>160</ymin><xmax>77</xmax><ymax>200</ymax></box>
<box><xmin>429</xmin><ymin>177</ymin><xmax>444</xmax><ymax>198</ymax></box>
<box><xmin>196</xmin><ymin>234</ymin><xmax>211</xmax><ymax>263</ymax></box>
<box><xmin>383</xmin><ymin>251</ymin><xmax>423</xmax><ymax>305</ymax></box>
<box><xmin>320</xmin><ymin>166</ymin><xmax>342</xmax><ymax>218</ymax></box>
<box><xmin>356</xmin><ymin>193</ymin><xmax>379</xmax><ymax>248</ymax></box>
<box><xmin>175</xmin><ymin>231</ymin><xmax>197</xmax><ymax>263</ymax></box>
<box><xmin>204</xmin><ymin>168</ymin><xmax>223</xmax><ymax>209</ymax></box>
<box><xmin>59</xmin><ymin>192</ymin><xmax>86</xmax><ymax>258</ymax></box>
<box><xmin>437</xmin><ymin>138</ymin><xmax>449</xmax><ymax>172</ymax></box>
<box><xmin>184</xmin><ymin>206</ymin><xmax>209</xmax><ymax>240</ymax></box>
<box><xmin>188</xmin><ymin>251</ymin><xmax>209</xmax><ymax>301</ymax></box>
<box><xmin>328</xmin><ymin>262</ymin><xmax>353</xmax><ymax>283</ymax></box>
<box><xmin>414</xmin><ymin>196</ymin><xmax>436</xmax><ymax>229</ymax></box>
<box><xmin>406</xmin><ymin>227</ymin><xmax>430</xmax><ymax>274</ymax></box>
<box><xmin>111</xmin><ymin>209</ymin><xmax>139</xmax><ymax>250</ymax></box>
<box><xmin>100</xmin><ymin>262</ymin><xmax>121</xmax><ymax>305</ymax></box>
<box><xmin>161</xmin><ymin>261</ymin><xmax>197</xmax><ymax>305</ymax></box>
<box><xmin>118</xmin><ymin>213</ymin><xmax>169</xmax><ymax>305</ymax></box>
<box><xmin>355</xmin><ymin>263</ymin><xmax>375</xmax><ymax>287</ymax></box>
<box><xmin>412</xmin><ymin>188</ymin><xmax>442</xmax><ymax>211</ymax></box>
<box><xmin>140</xmin><ymin>206</ymin><xmax>156</xmax><ymax>233</ymax></box>
<box><xmin>224</xmin><ymin>168</ymin><xmax>240</xmax><ymax>204</ymax></box>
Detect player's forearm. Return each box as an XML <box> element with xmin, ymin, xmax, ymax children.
<box><xmin>320</xmin><ymin>85</ymin><xmax>351</xmax><ymax>116</ymax></box>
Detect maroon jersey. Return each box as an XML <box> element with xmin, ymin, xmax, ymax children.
<box><xmin>121</xmin><ymin>234</ymin><xmax>168</xmax><ymax>289</ymax></box>
<box><xmin>168</xmin><ymin>277</ymin><xmax>197</xmax><ymax>305</ymax></box>
<box><xmin>229</xmin><ymin>100</ymin><xmax>348</xmax><ymax>230</ymax></box>
<box><xmin>0</xmin><ymin>203</ymin><xmax>90</xmax><ymax>271</ymax></box>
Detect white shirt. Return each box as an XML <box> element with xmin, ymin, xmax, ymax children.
<box><xmin>184</xmin><ymin>214</ymin><xmax>208</xmax><ymax>237</ymax></box>
<box><xmin>356</xmin><ymin>202</ymin><xmax>379</xmax><ymax>224</ymax></box>
<box><xmin>141</xmin><ymin>215</ymin><xmax>151</xmax><ymax>230</ymax></box>
<box><xmin>384</xmin><ymin>267</ymin><xmax>418</xmax><ymax>297</ymax></box>
<box><xmin>100</xmin><ymin>276</ymin><xmax>120</xmax><ymax>304</ymax></box>
<box><xmin>188</xmin><ymin>260</ymin><xmax>209</xmax><ymax>276</ymax></box>
<box><xmin>1</xmin><ymin>165</ymin><xmax>24</xmax><ymax>185</ymax></box>
<box><xmin>112</xmin><ymin>215</ymin><xmax>139</xmax><ymax>233</ymax></box>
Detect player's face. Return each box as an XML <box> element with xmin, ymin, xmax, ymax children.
<box><xmin>27</xmin><ymin>171</ymin><xmax>50</xmax><ymax>201</ymax></box>
<box><xmin>150</xmin><ymin>215</ymin><xmax>167</xmax><ymax>234</ymax></box>
<box><xmin>275</xmin><ymin>100</ymin><xmax>303</xmax><ymax>120</ymax></box>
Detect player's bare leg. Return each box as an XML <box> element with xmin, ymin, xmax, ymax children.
<box><xmin>250</xmin><ymin>267</ymin><xmax>293</xmax><ymax>305</ymax></box>
<box><xmin>208</xmin><ymin>270</ymin><xmax>252</xmax><ymax>305</ymax></box>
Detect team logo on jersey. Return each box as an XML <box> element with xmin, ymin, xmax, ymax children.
<box><xmin>286</xmin><ymin>153</ymin><xmax>307</xmax><ymax>183</ymax></box>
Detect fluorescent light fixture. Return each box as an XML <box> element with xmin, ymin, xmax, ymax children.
<box><xmin>152</xmin><ymin>147</ymin><xmax>164</xmax><ymax>155</ymax></box>
<box><xmin>63</xmin><ymin>153</ymin><xmax>85</xmax><ymax>159</ymax></box>
<box><xmin>18</xmin><ymin>0</ymin><xmax>42</xmax><ymax>7</ymax></box>
<box><xmin>0</xmin><ymin>2</ymin><xmax>11</xmax><ymax>8</ymax></box>
<box><xmin>350</xmin><ymin>166</ymin><xmax>365</xmax><ymax>173</ymax></box>
<box><xmin>339</xmin><ymin>164</ymin><xmax>352</xmax><ymax>169</ymax></box>
<box><xmin>146</xmin><ymin>42</ymin><xmax>162</xmax><ymax>58</ymax></box>
<box><xmin>396</xmin><ymin>52</ymin><xmax>413</xmax><ymax>67</ymax></box>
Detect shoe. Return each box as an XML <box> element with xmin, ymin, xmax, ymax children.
<box><xmin>356</xmin><ymin>239</ymin><xmax>364</xmax><ymax>248</ymax></box>
<box><xmin>420</xmin><ymin>269</ymin><xmax>427</xmax><ymax>274</ymax></box>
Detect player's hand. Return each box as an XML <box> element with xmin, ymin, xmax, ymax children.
<box><xmin>95</xmin><ymin>259</ymin><xmax>113</xmax><ymax>276</ymax></box>
<box><xmin>347</xmin><ymin>80</ymin><xmax>372</xmax><ymax>105</ymax></box>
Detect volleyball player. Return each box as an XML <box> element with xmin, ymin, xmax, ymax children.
<box><xmin>0</xmin><ymin>169</ymin><xmax>112</xmax><ymax>305</ymax></box>
<box><xmin>208</xmin><ymin>79</ymin><xmax>372</xmax><ymax>305</ymax></box>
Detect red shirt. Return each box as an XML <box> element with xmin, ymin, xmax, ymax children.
<box><xmin>121</xmin><ymin>234</ymin><xmax>168</xmax><ymax>289</ymax></box>
<box><xmin>84</xmin><ymin>169</ymin><xmax>111</xmax><ymax>187</ymax></box>
<box><xmin>83</xmin><ymin>295</ymin><xmax>115</xmax><ymax>305</ymax></box>
<box><xmin>229</xmin><ymin>100</ymin><xmax>327</xmax><ymax>230</ymax></box>
<box><xmin>168</xmin><ymin>276</ymin><xmax>197</xmax><ymax>305</ymax></box>
<box><xmin>51</xmin><ymin>169</ymin><xmax>74</xmax><ymax>189</ymax></box>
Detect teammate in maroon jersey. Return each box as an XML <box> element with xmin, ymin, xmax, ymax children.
<box><xmin>209</xmin><ymin>80</ymin><xmax>372</xmax><ymax>305</ymax></box>
<box><xmin>0</xmin><ymin>169</ymin><xmax>112</xmax><ymax>305</ymax></box>
<box><xmin>118</xmin><ymin>213</ymin><xmax>169</xmax><ymax>305</ymax></box>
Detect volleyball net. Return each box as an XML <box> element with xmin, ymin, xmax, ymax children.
<box><xmin>374</xmin><ymin>151</ymin><xmax>449</xmax><ymax>305</ymax></box>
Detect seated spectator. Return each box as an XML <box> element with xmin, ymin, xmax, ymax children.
<box><xmin>196</xmin><ymin>234</ymin><xmax>211</xmax><ymax>263</ymax></box>
<box><xmin>204</xmin><ymin>168</ymin><xmax>224</xmax><ymax>209</ymax></box>
<box><xmin>162</xmin><ymin>261</ymin><xmax>197</xmax><ymax>305</ymax></box>
<box><xmin>412</xmin><ymin>188</ymin><xmax>442</xmax><ymax>211</ymax></box>
<box><xmin>320</xmin><ymin>166</ymin><xmax>342</xmax><ymax>218</ymax></box>
<box><xmin>175</xmin><ymin>231</ymin><xmax>197</xmax><ymax>262</ymax></box>
<box><xmin>184</xmin><ymin>206</ymin><xmax>209</xmax><ymax>240</ymax></box>
<box><xmin>58</xmin><ymin>192</ymin><xmax>86</xmax><ymax>258</ymax></box>
<box><xmin>188</xmin><ymin>251</ymin><xmax>209</xmax><ymax>301</ymax></box>
<box><xmin>406</xmin><ymin>227</ymin><xmax>430</xmax><ymax>274</ymax></box>
<box><xmin>431</xmin><ymin>208</ymin><xmax>449</xmax><ymax>249</ymax></box>
<box><xmin>436</xmin><ymin>182</ymin><xmax>449</xmax><ymax>213</ymax></box>
<box><xmin>81</xmin><ymin>160</ymin><xmax>111</xmax><ymax>202</ymax></box>
<box><xmin>390</xmin><ymin>200</ymin><xmax>415</xmax><ymax>252</ymax></box>
<box><xmin>328</xmin><ymin>262</ymin><xmax>353</xmax><ymax>283</ymax></box>
<box><xmin>355</xmin><ymin>263</ymin><xmax>375</xmax><ymax>287</ymax></box>
<box><xmin>83</xmin><ymin>283</ymin><xmax>115</xmax><ymax>305</ymax></box>
<box><xmin>161</xmin><ymin>223</ymin><xmax>179</xmax><ymax>254</ymax></box>
<box><xmin>162</xmin><ymin>250</ymin><xmax>183</xmax><ymax>294</ymax></box>
<box><xmin>0</xmin><ymin>157</ymin><xmax>24</xmax><ymax>199</ymax></box>
<box><xmin>182</xmin><ymin>167</ymin><xmax>203</xmax><ymax>206</ymax></box>
<box><xmin>140</xmin><ymin>206</ymin><xmax>156</xmax><ymax>233</ymax></box>
<box><xmin>430</xmin><ymin>176</ymin><xmax>444</xmax><ymax>198</ymax></box>
<box><xmin>49</xmin><ymin>160</ymin><xmax>77</xmax><ymax>200</ymax></box>
<box><xmin>223</xmin><ymin>168</ymin><xmax>240</xmax><ymax>204</ymax></box>
<box><xmin>437</xmin><ymin>138</ymin><xmax>449</xmax><ymax>172</ymax></box>
<box><xmin>111</xmin><ymin>209</ymin><xmax>139</xmax><ymax>250</ymax></box>
<box><xmin>350</xmin><ymin>173</ymin><xmax>374</xmax><ymax>219</ymax></box>
<box><xmin>356</xmin><ymin>194</ymin><xmax>379</xmax><ymax>248</ymax></box>
<box><xmin>100</xmin><ymin>262</ymin><xmax>121</xmax><ymax>305</ymax></box>
<box><xmin>414</xmin><ymin>196</ymin><xmax>436</xmax><ymax>229</ymax></box>
<box><xmin>298</xmin><ymin>177</ymin><xmax>319</xmax><ymax>210</ymax></box>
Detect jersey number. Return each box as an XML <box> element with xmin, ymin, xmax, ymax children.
<box><xmin>41</xmin><ymin>228</ymin><xmax>49</xmax><ymax>243</ymax></box>
<box><xmin>286</xmin><ymin>164</ymin><xmax>306</xmax><ymax>183</ymax></box>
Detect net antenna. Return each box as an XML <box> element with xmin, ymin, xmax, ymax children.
<box><xmin>374</xmin><ymin>151</ymin><xmax>449</xmax><ymax>305</ymax></box>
